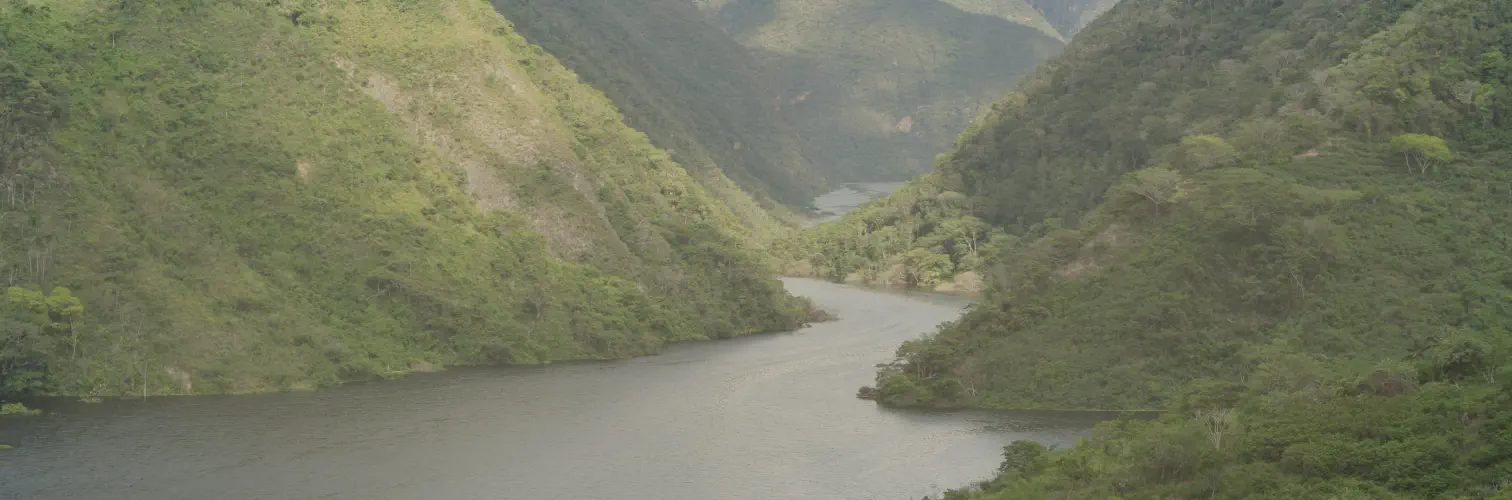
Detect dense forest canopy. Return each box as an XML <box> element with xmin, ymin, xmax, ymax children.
<box><xmin>0</xmin><ymin>0</ymin><xmax>818</xmax><ymax>401</ymax></box>
<box><xmin>789</xmin><ymin>0</ymin><xmax>1512</xmax><ymax>497</ymax></box>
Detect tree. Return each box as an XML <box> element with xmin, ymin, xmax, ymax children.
<box><xmin>1197</xmin><ymin>408</ymin><xmax>1234</xmax><ymax>451</ymax></box>
<box><xmin>1480</xmin><ymin>49</ymin><xmax>1509</xmax><ymax>83</ymax></box>
<box><xmin>1175</xmin><ymin>134</ymin><xmax>1236</xmax><ymax>171</ymax></box>
<box><xmin>1</xmin><ymin>306</ymin><xmax>49</xmax><ymax>399</ymax></box>
<box><xmin>1118</xmin><ymin>167</ymin><xmax>1186</xmax><ymax>215</ymax></box>
<box><xmin>998</xmin><ymin>440</ymin><xmax>1050</xmax><ymax>477</ymax></box>
<box><xmin>933</xmin><ymin>216</ymin><xmax>990</xmax><ymax>261</ymax></box>
<box><xmin>902</xmin><ymin>248</ymin><xmax>953</xmax><ymax>288</ymax></box>
<box><xmin>1</xmin><ymin>286</ymin><xmax>80</xmax><ymax>400</ymax></box>
<box><xmin>1389</xmin><ymin>133</ymin><xmax>1452</xmax><ymax>174</ymax></box>
<box><xmin>0</xmin><ymin>57</ymin><xmax>65</xmax><ymax>175</ymax></box>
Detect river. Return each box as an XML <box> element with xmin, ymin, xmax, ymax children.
<box><xmin>0</xmin><ymin>280</ymin><xmax>1118</xmax><ymax>500</ymax></box>
<box><xmin>806</xmin><ymin>182</ymin><xmax>907</xmax><ymax>226</ymax></box>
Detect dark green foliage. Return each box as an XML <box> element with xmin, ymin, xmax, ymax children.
<box><xmin>0</xmin><ymin>0</ymin><xmax>811</xmax><ymax>399</ymax></box>
<box><xmin>487</xmin><ymin>0</ymin><xmax>827</xmax><ymax>209</ymax></box>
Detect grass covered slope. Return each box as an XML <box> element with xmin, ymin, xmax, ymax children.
<box><xmin>486</xmin><ymin>0</ymin><xmax>825</xmax><ymax>216</ymax></box>
<box><xmin>0</xmin><ymin>0</ymin><xmax>813</xmax><ymax>400</ymax></box>
<box><xmin>697</xmin><ymin>0</ymin><xmax>1065</xmax><ymax>182</ymax></box>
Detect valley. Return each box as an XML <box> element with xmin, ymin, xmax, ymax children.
<box><xmin>9</xmin><ymin>0</ymin><xmax>1512</xmax><ymax>498</ymax></box>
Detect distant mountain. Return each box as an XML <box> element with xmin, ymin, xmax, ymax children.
<box><xmin>696</xmin><ymin>0</ymin><xmax>1066</xmax><ymax>182</ymax></box>
<box><xmin>937</xmin><ymin>0</ymin><xmax>1064</xmax><ymax>39</ymax></box>
<box><xmin>1027</xmin><ymin>0</ymin><xmax>1120</xmax><ymax>36</ymax></box>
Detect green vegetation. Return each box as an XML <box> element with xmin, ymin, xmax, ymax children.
<box><xmin>486</xmin><ymin>0</ymin><xmax>825</xmax><ymax>221</ymax></box>
<box><xmin>696</xmin><ymin>0</ymin><xmax>1066</xmax><ymax>182</ymax></box>
<box><xmin>0</xmin><ymin>402</ymin><xmax>41</xmax><ymax>416</ymax></box>
<box><xmin>1391</xmin><ymin>133</ymin><xmax>1454</xmax><ymax>174</ymax></box>
<box><xmin>0</xmin><ymin>0</ymin><xmax>817</xmax><ymax>402</ymax></box>
<box><xmin>878</xmin><ymin>144</ymin><xmax>1512</xmax><ymax>411</ymax></box>
<box><xmin>944</xmin><ymin>375</ymin><xmax>1512</xmax><ymax>498</ymax></box>
<box><xmin>824</xmin><ymin>0</ymin><xmax>1512</xmax><ymax>407</ymax></box>
<box><xmin>776</xmin><ymin>175</ymin><xmax>1005</xmax><ymax>294</ymax></box>
<box><xmin>1</xmin><ymin>287</ymin><xmax>81</xmax><ymax>397</ymax></box>
<box><xmin>786</xmin><ymin>0</ymin><xmax>1512</xmax><ymax>496</ymax></box>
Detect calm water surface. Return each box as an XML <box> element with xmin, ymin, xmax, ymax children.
<box><xmin>808</xmin><ymin>182</ymin><xmax>907</xmax><ymax>225</ymax></box>
<box><xmin>0</xmin><ymin>279</ymin><xmax>1120</xmax><ymax>500</ymax></box>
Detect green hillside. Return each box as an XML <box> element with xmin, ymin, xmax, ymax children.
<box><xmin>697</xmin><ymin>0</ymin><xmax>1066</xmax><ymax>182</ymax></box>
<box><xmin>486</xmin><ymin>0</ymin><xmax>825</xmax><ymax>216</ymax></box>
<box><xmin>852</xmin><ymin>0</ymin><xmax>1512</xmax><ymax>412</ymax></box>
<box><xmin>0</xmin><ymin>0</ymin><xmax>816</xmax><ymax>400</ymax></box>
<box><xmin>794</xmin><ymin>0</ymin><xmax>1512</xmax><ymax>496</ymax></box>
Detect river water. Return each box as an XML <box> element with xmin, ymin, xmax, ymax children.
<box><xmin>807</xmin><ymin>182</ymin><xmax>907</xmax><ymax>226</ymax></box>
<box><xmin>0</xmin><ymin>280</ymin><xmax>1117</xmax><ymax>500</ymax></box>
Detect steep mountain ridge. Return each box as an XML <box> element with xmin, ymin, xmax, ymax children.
<box><xmin>0</xmin><ymin>0</ymin><xmax>812</xmax><ymax>399</ymax></box>
<box><xmin>486</xmin><ymin>0</ymin><xmax>825</xmax><ymax>216</ymax></box>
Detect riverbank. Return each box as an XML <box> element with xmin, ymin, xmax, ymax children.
<box><xmin>0</xmin><ymin>279</ymin><xmax>1119</xmax><ymax>500</ymax></box>
<box><xmin>3</xmin><ymin>291</ymin><xmax>832</xmax><ymax>402</ymax></box>
<box><xmin>777</xmin><ymin>271</ymin><xmax>986</xmax><ymax>300</ymax></box>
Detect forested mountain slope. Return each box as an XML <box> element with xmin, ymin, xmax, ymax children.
<box><xmin>857</xmin><ymin>0</ymin><xmax>1512</xmax><ymax>412</ymax></box>
<box><xmin>796</xmin><ymin>0</ymin><xmax>1512</xmax><ymax>496</ymax></box>
<box><xmin>789</xmin><ymin>0</ymin><xmax>1507</xmax><ymax>289</ymax></box>
<box><xmin>695</xmin><ymin>0</ymin><xmax>1065</xmax><ymax>181</ymax></box>
<box><xmin>0</xmin><ymin>0</ymin><xmax>815</xmax><ymax>400</ymax></box>
<box><xmin>486</xmin><ymin>0</ymin><xmax>824</xmax><ymax>215</ymax></box>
